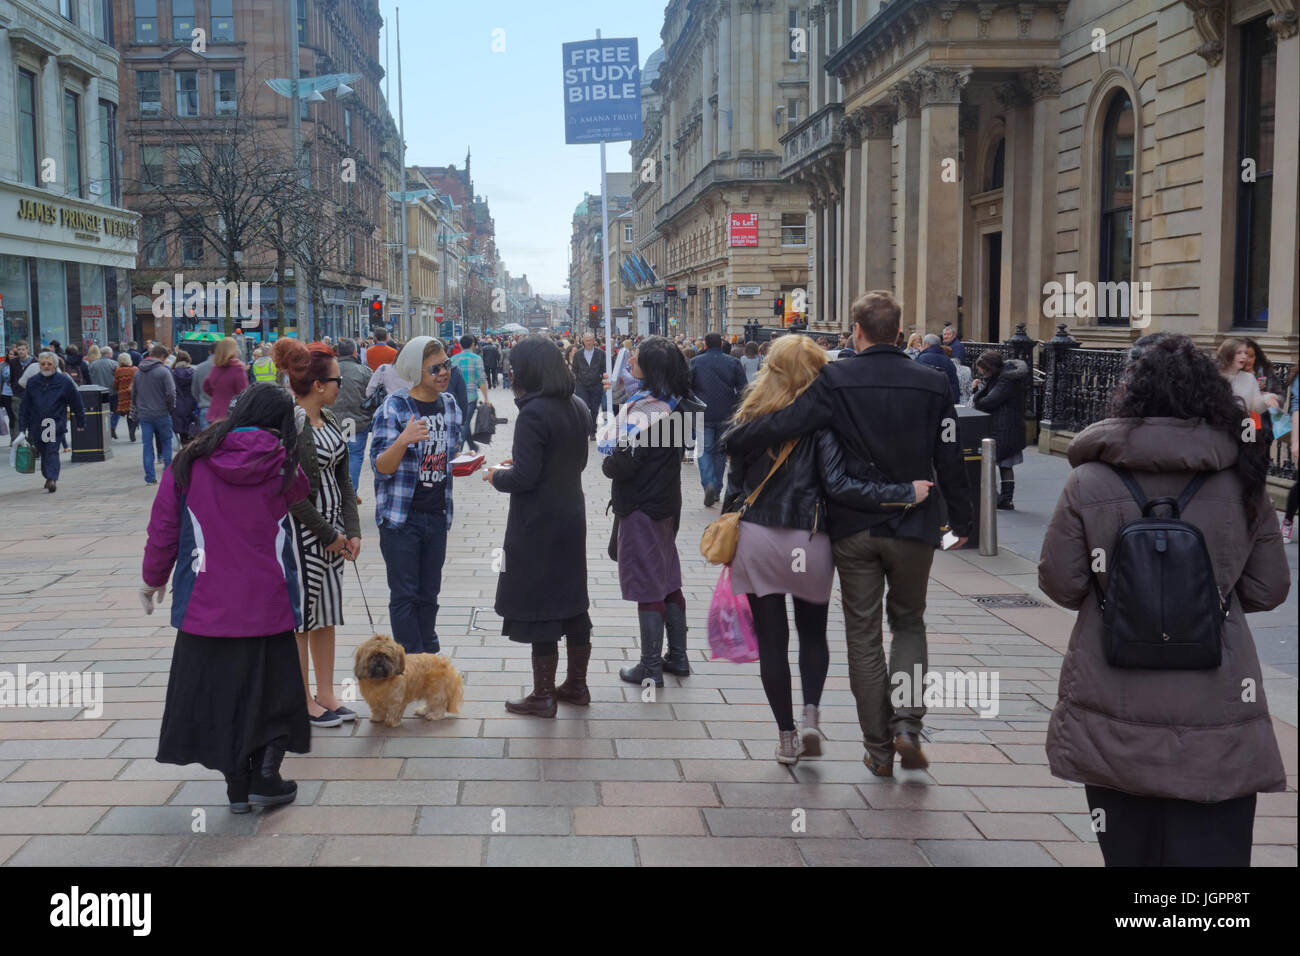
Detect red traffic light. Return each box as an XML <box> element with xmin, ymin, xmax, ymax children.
<box><xmin>369</xmin><ymin>299</ymin><xmax>384</xmax><ymax>321</ymax></box>
<box><xmin>774</xmin><ymin>295</ymin><xmax>785</xmax><ymax>318</ymax></box>
<box><xmin>590</xmin><ymin>304</ymin><xmax>598</xmax><ymax>314</ymax></box>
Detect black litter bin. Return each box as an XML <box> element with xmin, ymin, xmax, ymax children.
<box><xmin>943</xmin><ymin>406</ymin><xmax>989</xmax><ymax>550</ymax></box>
<box><xmin>72</xmin><ymin>385</ymin><xmax>112</xmax><ymax>463</ymax></box>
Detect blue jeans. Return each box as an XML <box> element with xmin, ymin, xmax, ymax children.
<box><xmin>197</xmin><ymin>406</ymin><xmax>209</xmax><ymax>432</ymax></box>
<box><xmin>698</xmin><ymin>422</ymin><xmax>726</xmax><ymax>493</ymax></box>
<box><xmin>140</xmin><ymin>417</ymin><xmax>173</xmax><ymax>482</ymax></box>
<box><xmin>378</xmin><ymin>511</ymin><xmax>448</xmax><ymax>654</ymax></box>
<box><xmin>346</xmin><ymin>424</ymin><xmax>369</xmax><ymax>492</ymax></box>
<box><xmin>462</xmin><ymin>401</ymin><xmax>478</xmax><ymax>451</ymax></box>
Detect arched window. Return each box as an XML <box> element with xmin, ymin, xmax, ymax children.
<box><xmin>1099</xmin><ymin>92</ymin><xmax>1134</xmax><ymax>324</ymax></box>
<box><xmin>987</xmin><ymin>138</ymin><xmax>1005</xmax><ymax>191</ymax></box>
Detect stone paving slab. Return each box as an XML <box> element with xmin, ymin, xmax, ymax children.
<box><xmin>0</xmin><ymin>393</ymin><xmax>1293</xmax><ymax>866</ymax></box>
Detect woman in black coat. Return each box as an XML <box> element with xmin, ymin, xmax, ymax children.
<box><xmin>485</xmin><ymin>336</ymin><xmax>593</xmax><ymax>717</ymax></box>
<box><xmin>972</xmin><ymin>352</ymin><xmax>1029</xmax><ymax>510</ymax></box>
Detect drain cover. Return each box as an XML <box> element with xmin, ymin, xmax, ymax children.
<box><xmin>968</xmin><ymin>594</ymin><xmax>1046</xmax><ymax>609</ymax></box>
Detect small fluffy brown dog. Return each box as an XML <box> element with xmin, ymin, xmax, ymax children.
<box><xmin>353</xmin><ymin>634</ymin><xmax>464</xmax><ymax>727</ymax></box>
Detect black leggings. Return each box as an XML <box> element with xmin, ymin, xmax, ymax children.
<box><xmin>745</xmin><ymin>593</ymin><xmax>829</xmax><ymax>732</ymax></box>
<box><xmin>1286</xmin><ymin>480</ymin><xmax>1299</xmax><ymax>523</ymax></box>
<box><xmin>532</xmin><ymin>630</ymin><xmax>590</xmax><ymax>659</ymax></box>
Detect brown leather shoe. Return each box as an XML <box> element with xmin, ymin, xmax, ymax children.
<box><xmin>505</xmin><ymin>653</ymin><xmax>558</xmax><ymax>717</ymax></box>
<box><xmin>864</xmin><ymin>753</ymin><xmax>893</xmax><ymax>777</ymax></box>
<box><xmin>893</xmin><ymin>732</ymin><xmax>929</xmax><ymax>770</ymax></box>
<box><xmin>554</xmin><ymin>644</ymin><xmax>592</xmax><ymax>706</ymax></box>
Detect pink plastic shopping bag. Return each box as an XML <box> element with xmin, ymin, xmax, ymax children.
<box><xmin>707</xmin><ymin>566</ymin><xmax>759</xmax><ymax>663</ymax></box>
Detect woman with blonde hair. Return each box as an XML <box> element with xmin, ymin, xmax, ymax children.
<box><xmin>202</xmin><ymin>336</ymin><xmax>249</xmax><ymax>423</ymax></box>
<box><xmin>904</xmin><ymin>332</ymin><xmax>924</xmax><ymax>359</ymax></box>
<box><xmin>721</xmin><ymin>333</ymin><xmax>929</xmax><ymax>765</ymax></box>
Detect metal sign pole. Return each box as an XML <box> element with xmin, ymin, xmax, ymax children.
<box><xmin>596</xmin><ymin>29</ymin><xmax>614</xmax><ymax>429</ymax></box>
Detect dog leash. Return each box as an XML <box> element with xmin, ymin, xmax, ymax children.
<box><xmin>351</xmin><ymin>558</ymin><xmax>375</xmax><ymax>629</ymax></box>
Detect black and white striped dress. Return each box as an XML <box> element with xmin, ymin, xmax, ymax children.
<box><xmin>290</xmin><ymin>419</ymin><xmax>346</xmax><ymax>631</ymax></box>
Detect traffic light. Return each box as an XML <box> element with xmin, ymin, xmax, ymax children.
<box><xmin>368</xmin><ymin>298</ymin><xmax>384</xmax><ymax>328</ymax></box>
<box><xmin>774</xmin><ymin>295</ymin><xmax>785</xmax><ymax>319</ymax></box>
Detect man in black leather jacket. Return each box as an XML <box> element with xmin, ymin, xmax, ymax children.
<box><xmin>724</xmin><ymin>290</ymin><xmax>971</xmax><ymax>777</ymax></box>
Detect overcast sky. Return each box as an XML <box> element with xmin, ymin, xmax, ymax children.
<box><xmin>378</xmin><ymin>2</ymin><xmax>666</xmax><ymax>296</ymax></box>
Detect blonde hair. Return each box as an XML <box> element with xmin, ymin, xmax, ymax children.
<box><xmin>733</xmin><ymin>334</ymin><xmax>827</xmax><ymax>425</ymax></box>
<box><xmin>906</xmin><ymin>332</ymin><xmax>924</xmax><ymax>351</ymax></box>
<box><xmin>213</xmin><ymin>337</ymin><xmax>239</xmax><ymax>367</ymax></box>
<box><xmin>87</xmin><ymin>345</ymin><xmax>102</xmax><ymax>363</ymax></box>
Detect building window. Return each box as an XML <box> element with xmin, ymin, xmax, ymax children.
<box><xmin>781</xmin><ymin>212</ymin><xmax>807</xmax><ymax>246</ymax></box>
<box><xmin>624</xmin><ymin>223</ymin><xmax>634</xmax><ymax>243</ymax></box>
<box><xmin>210</xmin><ymin>0</ymin><xmax>234</xmax><ymax>42</ymax></box>
<box><xmin>1098</xmin><ymin>91</ymin><xmax>1134</xmax><ymax>325</ymax></box>
<box><xmin>347</xmin><ymin>234</ymin><xmax>356</xmax><ymax>271</ymax></box>
<box><xmin>97</xmin><ymin>0</ymin><xmax>114</xmax><ymax>43</ymax></box>
<box><xmin>180</xmin><ymin>219</ymin><xmax>205</xmax><ymax>265</ymax></box>
<box><xmin>1234</xmin><ymin>17</ymin><xmax>1276</xmax><ymax>330</ymax></box>
<box><xmin>716</xmin><ymin>285</ymin><xmax>727</xmax><ymax>333</ymax></box>
<box><xmin>987</xmin><ymin>138</ymin><xmax>1005</xmax><ymax>191</ymax></box>
<box><xmin>60</xmin><ymin>0</ymin><xmax>76</xmax><ymax>24</ymax></box>
<box><xmin>176</xmin><ymin>145</ymin><xmax>202</xmax><ymax>185</ymax></box>
<box><xmin>98</xmin><ymin>100</ymin><xmax>120</xmax><ymax>205</ymax></box>
<box><xmin>214</xmin><ymin>70</ymin><xmax>237</xmax><ymax>116</ymax></box>
<box><xmin>63</xmin><ymin>91</ymin><xmax>83</xmax><ymax>199</ymax></box>
<box><xmin>17</xmin><ymin>70</ymin><xmax>39</xmax><ymax>187</ymax></box>
<box><xmin>786</xmin><ymin>98</ymin><xmax>800</xmax><ymax>127</ymax></box>
<box><xmin>140</xmin><ymin>145</ymin><xmax>163</xmax><ymax>187</ymax></box>
<box><xmin>171</xmin><ymin>0</ymin><xmax>195</xmax><ymax>41</ymax></box>
<box><xmin>135</xmin><ymin>0</ymin><xmax>158</xmax><ymax>42</ymax></box>
<box><xmin>297</xmin><ymin>0</ymin><xmax>307</xmax><ymax>42</ymax></box>
<box><xmin>137</xmin><ymin>71</ymin><xmax>161</xmax><ymax>115</ymax></box>
<box><xmin>787</xmin><ymin>8</ymin><xmax>800</xmax><ymax>60</ymax></box>
<box><xmin>141</xmin><ymin>214</ymin><xmax>166</xmax><ymax>266</ymax></box>
<box><xmin>345</xmin><ymin>108</ymin><xmax>352</xmax><ymax>145</ymax></box>
<box><xmin>176</xmin><ymin>70</ymin><xmax>199</xmax><ymax>117</ymax></box>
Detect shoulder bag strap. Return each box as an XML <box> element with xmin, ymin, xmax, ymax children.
<box><xmin>1176</xmin><ymin>471</ymin><xmax>1212</xmax><ymax>515</ymax></box>
<box><xmin>737</xmin><ymin>439</ymin><xmax>798</xmax><ymax>515</ymax></box>
<box><xmin>1110</xmin><ymin>465</ymin><xmax>1148</xmax><ymax>512</ymax></box>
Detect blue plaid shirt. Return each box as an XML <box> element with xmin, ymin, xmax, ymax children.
<box><xmin>369</xmin><ymin>387</ymin><xmax>461</xmax><ymax>530</ymax></box>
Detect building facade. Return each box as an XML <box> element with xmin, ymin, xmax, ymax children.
<box><xmin>1</xmin><ymin>0</ymin><xmax>138</xmax><ymax>352</ymax></box>
<box><xmin>569</xmin><ymin>173</ymin><xmax>636</xmax><ymax>334</ymax></box>
<box><xmin>112</xmin><ymin>0</ymin><xmax>386</xmax><ymax>343</ymax></box>
<box><xmin>632</xmin><ymin>0</ymin><xmax>813</xmax><ymax>340</ymax></box>
<box><xmin>780</xmin><ymin>0</ymin><xmax>1297</xmax><ymax>360</ymax></box>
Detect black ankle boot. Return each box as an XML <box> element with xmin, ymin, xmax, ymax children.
<box><xmin>997</xmin><ymin>480</ymin><xmax>1015</xmax><ymax>510</ymax></box>
<box><xmin>225</xmin><ymin>769</ymin><xmax>251</xmax><ymax>814</ymax></box>
<box><xmin>620</xmin><ymin>610</ymin><xmax>665</xmax><ymax>686</ymax></box>
<box><xmin>249</xmin><ymin>738</ymin><xmax>297</xmax><ymax>808</ymax></box>
<box><xmin>662</xmin><ymin>603</ymin><xmax>690</xmax><ymax>676</ymax></box>
<box><xmin>506</xmin><ymin>654</ymin><xmax>558</xmax><ymax>716</ymax></box>
<box><xmin>554</xmin><ymin>644</ymin><xmax>592</xmax><ymax>706</ymax></box>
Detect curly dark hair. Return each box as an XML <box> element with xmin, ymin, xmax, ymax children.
<box><xmin>637</xmin><ymin>336</ymin><xmax>691</xmax><ymax>400</ymax></box>
<box><xmin>1109</xmin><ymin>332</ymin><xmax>1268</xmax><ymax>525</ymax></box>
<box><xmin>171</xmin><ymin>383</ymin><xmax>298</xmax><ymax>496</ymax></box>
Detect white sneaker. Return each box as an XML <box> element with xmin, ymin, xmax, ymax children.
<box><xmin>800</xmin><ymin>704</ymin><xmax>825</xmax><ymax>757</ymax></box>
<box><xmin>776</xmin><ymin>729</ymin><xmax>804</xmax><ymax>765</ymax></box>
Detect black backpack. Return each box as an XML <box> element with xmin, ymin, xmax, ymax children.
<box><xmin>1092</xmin><ymin>466</ymin><xmax>1230</xmax><ymax>670</ymax></box>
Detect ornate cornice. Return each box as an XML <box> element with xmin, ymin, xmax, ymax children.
<box><xmin>1183</xmin><ymin>0</ymin><xmax>1228</xmax><ymax>66</ymax></box>
<box><xmin>890</xmin><ymin>76</ymin><xmax>922</xmax><ymax>118</ymax></box>
<box><xmin>839</xmin><ymin>115</ymin><xmax>862</xmax><ymax>148</ymax></box>
<box><xmin>1267</xmin><ymin>0</ymin><xmax>1298</xmax><ymax>38</ymax></box>
<box><xmin>1023</xmin><ymin>66</ymin><xmax>1061</xmax><ymax>100</ymax></box>
<box><xmin>917</xmin><ymin>66</ymin><xmax>969</xmax><ymax>107</ymax></box>
<box><xmin>852</xmin><ymin>105</ymin><xmax>897</xmax><ymax>139</ymax></box>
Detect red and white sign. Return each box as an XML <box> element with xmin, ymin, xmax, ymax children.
<box><xmin>433</xmin><ymin>305</ymin><xmax>444</xmax><ymax>320</ymax></box>
<box><xmin>729</xmin><ymin>212</ymin><xmax>759</xmax><ymax>247</ymax></box>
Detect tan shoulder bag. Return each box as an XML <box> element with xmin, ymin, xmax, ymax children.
<box><xmin>699</xmin><ymin>439</ymin><xmax>798</xmax><ymax>565</ymax></box>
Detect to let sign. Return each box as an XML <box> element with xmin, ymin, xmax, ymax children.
<box><xmin>729</xmin><ymin>213</ymin><xmax>759</xmax><ymax>247</ymax></box>
<box><xmin>563</xmin><ymin>38</ymin><xmax>643</xmax><ymax>145</ymax></box>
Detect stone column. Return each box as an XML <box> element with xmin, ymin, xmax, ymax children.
<box><xmin>1024</xmin><ymin>68</ymin><xmax>1061</xmax><ymax>341</ymax></box>
<box><xmin>758</xmin><ymin>1</ymin><xmax>774</xmax><ymax>153</ymax></box>
<box><xmin>809</xmin><ymin>194</ymin><xmax>824</xmax><ymax>324</ymax></box>
<box><xmin>662</xmin><ymin>89</ymin><xmax>674</xmax><ymax>204</ymax></box>
<box><xmin>826</xmin><ymin>0</ymin><xmax>841</xmax><ymax>103</ymax></box>
<box><xmin>915</xmin><ymin>66</ymin><xmax>968</xmax><ymax>332</ymax></box>
<box><xmin>855</xmin><ymin>106</ymin><xmax>895</xmax><ymax>290</ymax></box>
<box><xmin>891</xmin><ymin>77</ymin><xmax>922</xmax><ymax>318</ymax></box>
<box><xmin>996</xmin><ymin>79</ymin><xmax>1034</xmax><ymax>340</ymax></box>
<box><xmin>717</xmin><ymin>3</ymin><xmax>732</xmax><ymax>156</ymax></box>
<box><xmin>809</xmin><ymin>3</ymin><xmax>824</xmax><ymax>114</ymax></box>
<box><xmin>702</xmin><ymin>26</ymin><xmax>715</xmax><ymax>163</ymax></box>
<box><xmin>840</xmin><ymin>116</ymin><xmax>862</xmax><ymax>310</ymax></box>
<box><xmin>1267</xmin><ymin>28</ymin><xmax>1299</xmax><ymax>338</ymax></box>
<box><xmin>735</xmin><ymin>0</ymin><xmax>755</xmax><ymax>149</ymax></box>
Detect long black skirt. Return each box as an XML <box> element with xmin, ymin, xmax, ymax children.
<box><xmin>502</xmin><ymin>611</ymin><xmax>593</xmax><ymax>645</ymax></box>
<box><xmin>157</xmin><ymin>630</ymin><xmax>310</xmax><ymax>775</ymax></box>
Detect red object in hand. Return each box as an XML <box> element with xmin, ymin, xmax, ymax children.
<box><xmin>451</xmin><ymin>453</ymin><xmax>485</xmax><ymax>477</ymax></box>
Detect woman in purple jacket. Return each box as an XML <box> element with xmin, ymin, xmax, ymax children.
<box><xmin>142</xmin><ymin>383</ymin><xmax>313</xmax><ymax>813</ymax></box>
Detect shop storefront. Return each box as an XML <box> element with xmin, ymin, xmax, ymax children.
<box><xmin>1</xmin><ymin>186</ymin><xmax>138</xmax><ymax>353</ymax></box>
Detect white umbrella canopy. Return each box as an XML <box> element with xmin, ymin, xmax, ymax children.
<box><xmin>498</xmin><ymin>323</ymin><xmax>528</xmax><ymax>334</ymax></box>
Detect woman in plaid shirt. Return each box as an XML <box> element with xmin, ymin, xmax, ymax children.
<box><xmin>369</xmin><ymin>337</ymin><xmax>462</xmax><ymax>654</ymax></box>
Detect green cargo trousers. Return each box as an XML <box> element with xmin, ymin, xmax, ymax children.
<box><xmin>832</xmin><ymin>530</ymin><xmax>935</xmax><ymax>766</ymax></box>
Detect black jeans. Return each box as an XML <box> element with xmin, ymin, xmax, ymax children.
<box><xmin>378</xmin><ymin>511</ymin><xmax>447</xmax><ymax>654</ymax></box>
<box><xmin>1286</xmin><ymin>480</ymin><xmax>1299</xmax><ymax>522</ymax></box>
<box><xmin>1084</xmin><ymin>785</ymin><xmax>1257</xmax><ymax>866</ymax></box>
<box><xmin>577</xmin><ymin>384</ymin><xmax>604</xmax><ymax>435</ymax></box>
<box><xmin>745</xmin><ymin>593</ymin><xmax>830</xmax><ymax>732</ymax></box>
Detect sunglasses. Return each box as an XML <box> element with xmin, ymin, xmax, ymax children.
<box><xmin>316</xmin><ymin>376</ymin><xmax>343</xmax><ymax>387</ymax></box>
<box><xmin>427</xmin><ymin>361</ymin><xmax>452</xmax><ymax>375</ymax></box>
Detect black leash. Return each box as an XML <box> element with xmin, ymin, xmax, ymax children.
<box><xmin>351</xmin><ymin>558</ymin><xmax>375</xmax><ymax>629</ymax></box>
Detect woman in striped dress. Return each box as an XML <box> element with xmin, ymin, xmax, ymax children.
<box><xmin>273</xmin><ymin>338</ymin><xmax>362</xmax><ymax>728</ymax></box>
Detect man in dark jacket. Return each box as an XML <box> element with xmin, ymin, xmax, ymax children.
<box><xmin>724</xmin><ymin>291</ymin><xmax>971</xmax><ymax>777</ymax></box>
<box><xmin>332</xmin><ymin>338</ymin><xmax>374</xmax><ymax>496</ymax></box>
<box><xmin>941</xmin><ymin>323</ymin><xmax>965</xmax><ymax>363</ymax></box>
<box><xmin>18</xmin><ymin>351</ymin><xmax>84</xmax><ymax>492</ymax></box>
<box><xmin>131</xmin><ymin>345</ymin><xmax>177</xmax><ymax>484</ymax></box>
<box><xmin>481</xmin><ymin>338</ymin><xmax>501</xmax><ymax>389</ymax></box>
<box><xmin>127</xmin><ymin>341</ymin><xmax>143</xmax><ymax>367</ymax></box>
<box><xmin>916</xmin><ymin>334</ymin><xmax>960</xmax><ymax>403</ymax></box>
<box><xmin>572</xmin><ymin>332</ymin><xmax>606</xmax><ymax>439</ymax></box>
<box><xmin>89</xmin><ymin>347</ymin><xmax>117</xmax><ymax>390</ymax></box>
<box><xmin>689</xmin><ymin>332</ymin><xmax>747</xmax><ymax>507</ymax></box>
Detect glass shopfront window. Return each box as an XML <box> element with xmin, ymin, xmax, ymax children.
<box><xmin>80</xmin><ymin>264</ymin><xmax>107</xmax><ymax>349</ymax></box>
<box><xmin>0</xmin><ymin>256</ymin><xmax>32</xmax><ymax>350</ymax></box>
<box><xmin>35</xmin><ymin>259</ymin><xmax>68</xmax><ymax>349</ymax></box>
